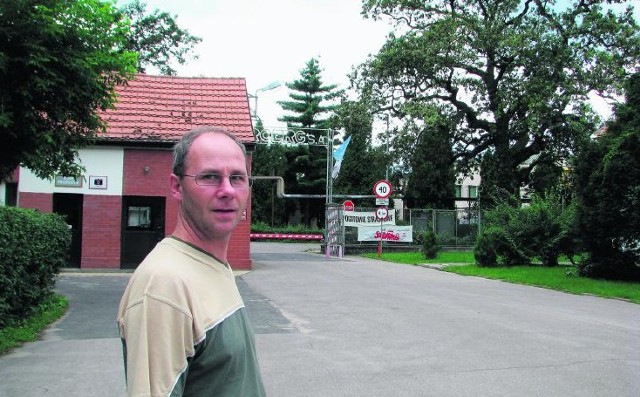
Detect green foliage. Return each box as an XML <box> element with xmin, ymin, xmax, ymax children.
<box><xmin>332</xmin><ymin>100</ymin><xmax>387</xmax><ymax>204</ymax></box>
<box><xmin>251</xmin><ymin>119</ymin><xmax>288</xmax><ymax>226</ymax></box>
<box><xmin>276</xmin><ymin>58</ymin><xmax>344</xmax><ymax>227</ymax></box>
<box><xmin>356</xmin><ymin>0</ymin><xmax>638</xmax><ymax>207</ymax></box>
<box><xmin>404</xmin><ymin>117</ymin><xmax>456</xmax><ymax>209</ymax></box>
<box><xmin>0</xmin><ymin>0</ymin><xmax>137</xmax><ymax>181</ymax></box>
<box><xmin>474</xmin><ymin>194</ymin><xmax>578</xmax><ymax>268</ymax></box>
<box><xmin>420</xmin><ymin>229</ymin><xmax>440</xmax><ymax>259</ymax></box>
<box><xmin>0</xmin><ymin>207</ymin><xmax>71</xmax><ymax>328</ymax></box>
<box><xmin>251</xmin><ymin>222</ymin><xmax>323</xmax><ymax>235</ymax></box>
<box><xmin>0</xmin><ymin>293</ymin><xmax>68</xmax><ymax>356</ymax></box>
<box><xmin>573</xmin><ymin>73</ymin><xmax>640</xmax><ymax>281</ymax></box>
<box><xmin>119</xmin><ymin>0</ymin><xmax>201</xmax><ymax>75</ymax></box>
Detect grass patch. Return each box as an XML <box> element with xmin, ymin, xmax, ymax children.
<box><xmin>0</xmin><ymin>293</ymin><xmax>69</xmax><ymax>356</ymax></box>
<box><xmin>444</xmin><ymin>265</ymin><xmax>640</xmax><ymax>304</ymax></box>
<box><xmin>364</xmin><ymin>250</ymin><xmax>640</xmax><ymax>304</ymax></box>
<box><xmin>363</xmin><ymin>250</ymin><xmax>475</xmax><ymax>264</ymax></box>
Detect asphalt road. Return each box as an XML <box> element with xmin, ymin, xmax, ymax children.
<box><xmin>1</xmin><ymin>242</ymin><xmax>639</xmax><ymax>396</ymax></box>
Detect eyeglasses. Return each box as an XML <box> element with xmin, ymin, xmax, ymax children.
<box><xmin>182</xmin><ymin>172</ymin><xmax>253</xmax><ymax>188</ymax></box>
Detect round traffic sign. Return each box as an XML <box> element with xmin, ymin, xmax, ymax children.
<box><xmin>373</xmin><ymin>180</ymin><xmax>393</xmax><ymax>199</ymax></box>
<box><xmin>343</xmin><ymin>200</ymin><xmax>355</xmax><ymax>211</ymax></box>
<box><xmin>376</xmin><ymin>206</ymin><xmax>389</xmax><ymax>219</ymax></box>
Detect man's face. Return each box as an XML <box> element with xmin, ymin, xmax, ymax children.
<box><xmin>172</xmin><ymin>133</ymin><xmax>250</xmax><ymax>241</ymax></box>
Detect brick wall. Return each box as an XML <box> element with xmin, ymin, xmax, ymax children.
<box><xmin>119</xmin><ymin>148</ymin><xmax>254</xmax><ymax>270</ymax></box>
<box><xmin>123</xmin><ymin>149</ymin><xmax>173</xmax><ymax>196</ymax></box>
<box><xmin>19</xmin><ymin>192</ymin><xmax>52</xmax><ymax>212</ymax></box>
<box><xmin>229</xmin><ymin>209</ymin><xmax>252</xmax><ymax>270</ymax></box>
<box><xmin>81</xmin><ymin>195</ymin><xmax>122</xmax><ymax>269</ymax></box>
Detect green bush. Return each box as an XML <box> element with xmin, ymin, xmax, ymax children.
<box><xmin>0</xmin><ymin>207</ymin><xmax>70</xmax><ymax>329</ymax></box>
<box><xmin>474</xmin><ymin>194</ymin><xmax>576</xmax><ymax>268</ymax></box>
<box><xmin>420</xmin><ymin>229</ymin><xmax>440</xmax><ymax>259</ymax></box>
<box><xmin>474</xmin><ymin>225</ymin><xmax>526</xmax><ymax>267</ymax></box>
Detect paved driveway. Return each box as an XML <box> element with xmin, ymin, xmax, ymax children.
<box><xmin>0</xmin><ymin>242</ymin><xmax>638</xmax><ymax>396</ymax></box>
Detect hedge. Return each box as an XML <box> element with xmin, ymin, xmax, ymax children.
<box><xmin>0</xmin><ymin>206</ymin><xmax>71</xmax><ymax>329</ymax></box>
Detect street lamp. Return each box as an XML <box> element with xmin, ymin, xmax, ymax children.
<box><xmin>252</xmin><ymin>81</ymin><xmax>282</xmax><ymax>120</ymax></box>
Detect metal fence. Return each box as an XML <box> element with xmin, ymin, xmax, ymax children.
<box><xmin>341</xmin><ymin>207</ymin><xmax>480</xmax><ymax>248</ymax></box>
<box><xmin>402</xmin><ymin>208</ymin><xmax>480</xmax><ymax>248</ymax></box>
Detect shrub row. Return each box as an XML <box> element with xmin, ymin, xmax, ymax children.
<box><xmin>0</xmin><ymin>207</ymin><xmax>71</xmax><ymax>328</ymax></box>
<box><xmin>474</xmin><ymin>195</ymin><xmax>578</xmax><ymax>268</ymax></box>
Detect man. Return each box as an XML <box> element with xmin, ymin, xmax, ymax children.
<box><xmin>118</xmin><ymin>127</ymin><xmax>266</xmax><ymax>396</ymax></box>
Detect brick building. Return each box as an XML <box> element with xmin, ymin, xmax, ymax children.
<box><xmin>1</xmin><ymin>74</ymin><xmax>255</xmax><ymax>270</ymax></box>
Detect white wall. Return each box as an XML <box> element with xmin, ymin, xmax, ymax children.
<box><xmin>455</xmin><ymin>173</ymin><xmax>481</xmax><ymax>210</ymax></box>
<box><xmin>19</xmin><ymin>147</ymin><xmax>124</xmax><ymax>196</ymax></box>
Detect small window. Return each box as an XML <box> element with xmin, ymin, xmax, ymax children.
<box><xmin>455</xmin><ymin>185</ymin><xmax>462</xmax><ymax>198</ymax></box>
<box><xmin>468</xmin><ymin>186</ymin><xmax>478</xmax><ymax>199</ymax></box>
<box><xmin>128</xmin><ymin>206</ymin><xmax>151</xmax><ymax>229</ymax></box>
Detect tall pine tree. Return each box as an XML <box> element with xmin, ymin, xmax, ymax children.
<box><xmin>277</xmin><ymin>58</ymin><xmax>343</xmax><ymax>227</ymax></box>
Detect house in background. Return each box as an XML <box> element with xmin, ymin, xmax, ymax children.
<box><xmin>1</xmin><ymin>74</ymin><xmax>255</xmax><ymax>270</ymax></box>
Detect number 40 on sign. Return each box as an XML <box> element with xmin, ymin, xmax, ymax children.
<box><xmin>373</xmin><ymin>180</ymin><xmax>392</xmax><ymax>199</ymax></box>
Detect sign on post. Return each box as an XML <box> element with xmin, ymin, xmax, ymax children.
<box><xmin>373</xmin><ymin>180</ymin><xmax>393</xmax><ymax>199</ymax></box>
<box><xmin>375</xmin><ymin>206</ymin><xmax>389</xmax><ymax>220</ymax></box>
<box><xmin>343</xmin><ymin>200</ymin><xmax>355</xmax><ymax>211</ymax></box>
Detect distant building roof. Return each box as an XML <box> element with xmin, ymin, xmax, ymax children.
<box><xmin>99</xmin><ymin>74</ymin><xmax>253</xmax><ymax>144</ymax></box>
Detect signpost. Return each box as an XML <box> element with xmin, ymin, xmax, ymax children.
<box><xmin>375</xmin><ymin>206</ymin><xmax>388</xmax><ymax>258</ymax></box>
<box><xmin>373</xmin><ymin>180</ymin><xmax>392</xmax><ymax>257</ymax></box>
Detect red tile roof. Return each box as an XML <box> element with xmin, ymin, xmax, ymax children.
<box><xmin>99</xmin><ymin>74</ymin><xmax>253</xmax><ymax>143</ymax></box>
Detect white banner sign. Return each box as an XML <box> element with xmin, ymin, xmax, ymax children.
<box><xmin>358</xmin><ymin>226</ymin><xmax>413</xmax><ymax>242</ymax></box>
<box><xmin>344</xmin><ymin>211</ymin><xmax>395</xmax><ymax>227</ymax></box>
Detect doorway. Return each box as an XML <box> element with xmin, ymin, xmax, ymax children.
<box><xmin>121</xmin><ymin>196</ymin><xmax>166</xmax><ymax>269</ymax></box>
<box><xmin>53</xmin><ymin>193</ymin><xmax>83</xmax><ymax>268</ymax></box>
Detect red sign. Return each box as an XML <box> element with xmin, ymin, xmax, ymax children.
<box><xmin>343</xmin><ymin>200</ymin><xmax>355</xmax><ymax>211</ymax></box>
<box><xmin>373</xmin><ymin>180</ymin><xmax>393</xmax><ymax>199</ymax></box>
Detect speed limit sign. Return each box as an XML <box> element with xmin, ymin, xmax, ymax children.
<box><xmin>373</xmin><ymin>180</ymin><xmax>393</xmax><ymax>199</ymax></box>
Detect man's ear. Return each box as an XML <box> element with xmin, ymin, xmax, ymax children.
<box><xmin>169</xmin><ymin>174</ymin><xmax>183</xmax><ymax>200</ymax></box>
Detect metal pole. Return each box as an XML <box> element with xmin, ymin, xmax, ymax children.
<box><xmin>326</xmin><ymin>129</ymin><xmax>333</xmax><ymax>205</ymax></box>
<box><xmin>385</xmin><ymin>115</ymin><xmax>390</xmax><ymax>181</ymax></box>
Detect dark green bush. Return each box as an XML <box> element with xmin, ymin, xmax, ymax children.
<box><xmin>474</xmin><ymin>225</ymin><xmax>526</xmax><ymax>267</ymax></box>
<box><xmin>474</xmin><ymin>194</ymin><xmax>576</xmax><ymax>267</ymax></box>
<box><xmin>420</xmin><ymin>229</ymin><xmax>440</xmax><ymax>259</ymax></box>
<box><xmin>0</xmin><ymin>207</ymin><xmax>70</xmax><ymax>329</ymax></box>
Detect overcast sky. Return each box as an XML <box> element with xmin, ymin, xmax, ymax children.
<box><xmin>134</xmin><ymin>0</ymin><xmax>392</xmax><ymax>128</ymax></box>
<box><xmin>133</xmin><ymin>1</ymin><xmax>638</xmax><ymax>128</ymax></box>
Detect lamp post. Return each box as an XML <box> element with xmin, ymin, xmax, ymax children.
<box><xmin>252</xmin><ymin>81</ymin><xmax>282</xmax><ymax>120</ymax></box>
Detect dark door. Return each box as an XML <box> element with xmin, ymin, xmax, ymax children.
<box><xmin>121</xmin><ymin>196</ymin><xmax>165</xmax><ymax>269</ymax></box>
<box><xmin>53</xmin><ymin>193</ymin><xmax>83</xmax><ymax>268</ymax></box>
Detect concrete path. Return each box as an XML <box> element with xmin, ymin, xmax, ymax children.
<box><xmin>1</xmin><ymin>242</ymin><xmax>639</xmax><ymax>396</ymax></box>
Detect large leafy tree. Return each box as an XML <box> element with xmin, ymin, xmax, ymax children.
<box><xmin>119</xmin><ymin>0</ymin><xmax>201</xmax><ymax>75</ymax></box>
<box><xmin>573</xmin><ymin>73</ymin><xmax>640</xmax><ymax>281</ymax></box>
<box><xmin>277</xmin><ymin>58</ymin><xmax>343</xmax><ymax>227</ymax></box>
<box><xmin>354</xmin><ymin>0</ymin><xmax>640</xmax><ymax>208</ymax></box>
<box><xmin>0</xmin><ymin>0</ymin><xmax>137</xmax><ymax>181</ymax></box>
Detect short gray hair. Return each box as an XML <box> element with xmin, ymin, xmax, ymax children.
<box><xmin>172</xmin><ymin>127</ymin><xmax>247</xmax><ymax>176</ymax></box>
